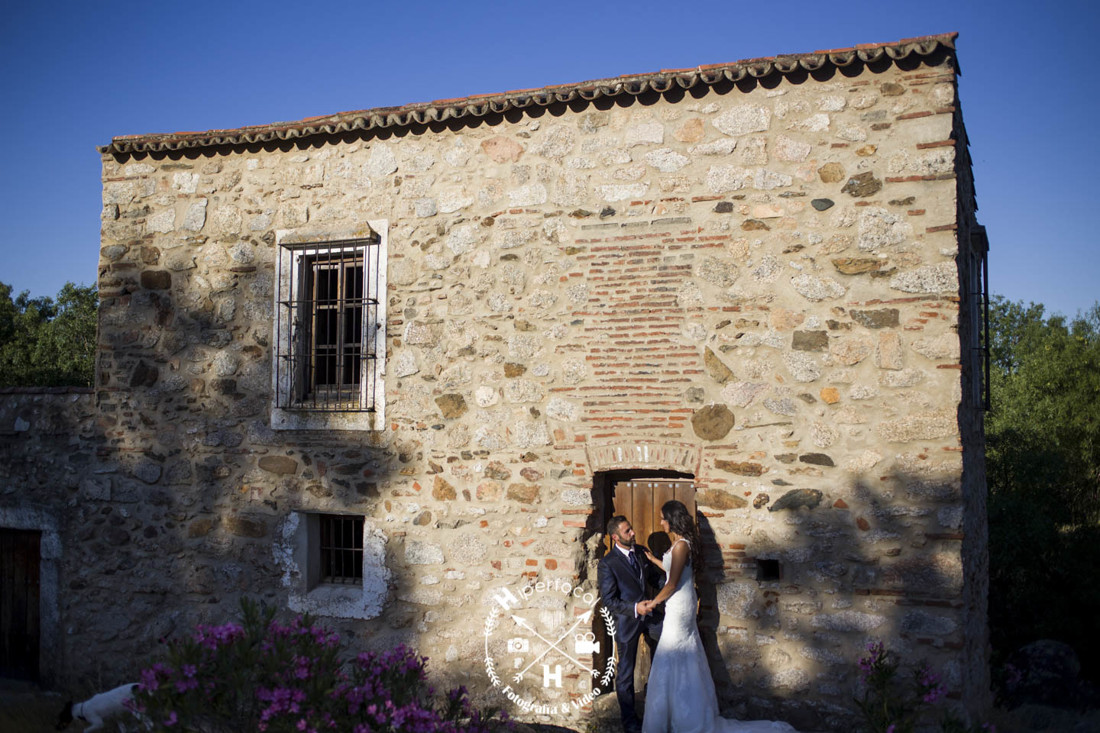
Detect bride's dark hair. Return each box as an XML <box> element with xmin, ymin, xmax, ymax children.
<box><xmin>661</xmin><ymin>499</ymin><xmax>695</xmax><ymax>538</ymax></box>
<box><xmin>661</xmin><ymin>499</ymin><xmax>701</xmax><ymax>572</ymax></box>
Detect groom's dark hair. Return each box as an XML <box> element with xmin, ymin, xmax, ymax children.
<box><xmin>607</xmin><ymin>515</ymin><xmax>629</xmax><ymax>538</ymax></box>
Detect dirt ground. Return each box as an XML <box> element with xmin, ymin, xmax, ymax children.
<box><xmin>0</xmin><ymin>679</ymin><xmax>65</xmax><ymax>733</ymax></box>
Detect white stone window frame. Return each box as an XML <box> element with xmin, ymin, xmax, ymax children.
<box><xmin>271</xmin><ymin>223</ymin><xmax>388</xmax><ymax>431</ymax></box>
<box><xmin>275</xmin><ymin>511</ymin><xmax>390</xmax><ymax>620</ymax></box>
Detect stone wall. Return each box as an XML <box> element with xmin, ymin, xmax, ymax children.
<box><xmin>1</xmin><ymin>42</ymin><xmax>990</xmax><ymax>729</ymax></box>
<box><xmin>0</xmin><ymin>388</ymin><xmax>97</xmax><ymax>685</ymax></box>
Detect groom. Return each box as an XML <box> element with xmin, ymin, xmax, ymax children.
<box><xmin>597</xmin><ymin>515</ymin><xmax>663</xmax><ymax>733</ymax></box>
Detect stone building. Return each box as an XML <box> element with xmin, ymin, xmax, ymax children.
<box><xmin>1</xmin><ymin>31</ymin><xmax>991</xmax><ymax>728</ymax></box>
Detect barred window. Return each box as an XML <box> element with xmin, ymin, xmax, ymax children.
<box><xmin>318</xmin><ymin>514</ymin><xmax>365</xmax><ymax>585</ymax></box>
<box><xmin>273</xmin><ymin>225</ymin><xmax>387</xmax><ymax>431</ymax></box>
<box><xmin>967</xmin><ymin>226</ymin><xmax>990</xmax><ymax>411</ymax></box>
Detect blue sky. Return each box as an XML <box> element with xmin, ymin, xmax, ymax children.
<box><xmin>2</xmin><ymin>0</ymin><xmax>1096</xmax><ymax>317</ymax></box>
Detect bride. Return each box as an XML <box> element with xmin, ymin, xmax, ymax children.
<box><xmin>637</xmin><ymin>500</ymin><xmax>798</xmax><ymax>733</ymax></box>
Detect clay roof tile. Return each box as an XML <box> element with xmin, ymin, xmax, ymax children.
<box><xmin>100</xmin><ymin>32</ymin><xmax>957</xmax><ymax>155</ymax></box>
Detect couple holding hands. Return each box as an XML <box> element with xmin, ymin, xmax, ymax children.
<box><xmin>597</xmin><ymin>500</ymin><xmax>797</xmax><ymax>733</ymax></box>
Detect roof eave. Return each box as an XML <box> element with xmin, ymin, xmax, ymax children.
<box><xmin>100</xmin><ymin>32</ymin><xmax>957</xmax><ymax>156</ymax></box>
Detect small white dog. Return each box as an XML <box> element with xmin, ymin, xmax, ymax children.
<box><xmin>56</xmin><ymin>682</ymin><xmax>140</xmax><ymax>731</ymax></box>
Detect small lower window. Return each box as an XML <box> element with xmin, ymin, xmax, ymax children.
<box><xmin>318</xmin><ymin>514</ymin><xmax>364</xmax><ymax>585</ymax></box>
<box><xmin>277</xmin><ymin>511</ymin><xmax>389</xmax><ymax>620</ymax></box>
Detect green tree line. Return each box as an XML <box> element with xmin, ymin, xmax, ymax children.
<box><xmin>985</xmin><ymin>296</ymin><xmax>1100</xmax><ymax>684</ymax></box>
<box><xmin>0</xmin><ymin>281</ymin><xmax>98</xmax><ymax>387</ymax></box>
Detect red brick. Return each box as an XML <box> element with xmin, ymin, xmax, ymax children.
<box><xmin>916</xmin><ymin>140</ymin><xmax>955</xmax><ymax>149</ymax></box>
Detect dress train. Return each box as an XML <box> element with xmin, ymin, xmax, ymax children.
<box><xmin>641</xmin><ymin>539</ymin><xmax>798</xmax><ymax>733</ymax></box>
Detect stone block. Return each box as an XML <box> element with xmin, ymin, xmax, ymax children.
<box><xmin>644</xmin><ymin>148</ymin><xmax>690</xmax><ymax>172</ymax></box>
<box><xmin>713</xmin><ymin>104</ymin><xmax>771</xmax><ymax>137</ymax></box>
<box><xmin>791</xmin><ymin>274</ymin><xmax>846</xmax><ymax>302</ymax></box>
<box><xmin>476</xmin><ymin>480</ymin><xmax>502</xmax><ymax>501</ymax></box>
<box><xmin>624</xmin><ymin>121</ymin><xmax>664</xmax><ymax>147</ymax></box>
<box><xmin>406</xmin><ymin>540</ymin><xmax>444</xmax><ymax>565</ymax></box>
<box><xmin>810</xmin><ymin>610</ymin><xmax>886</xmax><ymax>632</ymax></box>
<box><xmin>858</xmin><ymin>207</ymin><xmax>911</xmax><ymax>251</ymax></box>
<box><xmin>506</xmin><ymin>483</ymin><xmax>540</xmax><ymax>504</ymax></box>
<box><xmin>258</xmin><ymin>456</ymin><xmax>297</xmax><ymax>475</ymax></box>
<box><xmin>140</xmin><ymin>271</ymin><xmax>171</xmax><ymax>290</ymax></box>
<box><xmin>881</xmin><ymin>553</ymin><xmax>963</xmax><ymax>595</ymax></box>
<box><xmin>784</xmin><ymin>352</ymin><xmax>823</xmax><ymax>382</ymax></box>
<box><xmin>833</xmin><ymin>257</ymin><xmax>886</xmax><ymax>275</ymax></box>
<box><xmin>793</xmin><ymin>331</ymin><xmax>828</xmax><ymax>352</ymax></box>
<box><xmin>880</xmin><ymin>368</ymin><xmax>926</xmax><ymax>388</ymax></box>
<box><xmin>817</xmin><ymin>162</ymin><xmax>845</xmax><ymax>183</ymax></box>
<box><xmin>691</xmin><ymin>404</ymin><xmax>735</xmax><ymax>440</ymax></box>
<box><xmin>877</xmin><ymin>332</ymin><xmax>905</xmax><ymax>370</ymax></box>
<box><xmin>435</xmin><ymin>394</ymin><xmax>468</xmax><ymax>419</ymax></box>
<box><xmin>698</xmin><ymin>489</ymin><xmax>749</xmax><ymax>510</ymax></box>
<box><xmin>432</xmin><ymin>476</ymin><xmax>457</xmax><ymax>501</ymax></box>
<box><xmin>829</xmin><ymin>335</ymin><xmax>873</xmax><ymax>366</ymax></box>
<box><xmin>851</xmin><ymin>308</ymin><xmax>900</xmax><ymax>329</ymax></box>
<box><xmin>674</xmin><ymin>118</ymin><xmax>705</xmax><ymax>143</ymax></box>
<box><xmin>133</xmin><ymin>461</ymin><xmax>162</xmax><ymax>485</ymax></box>
<box><xmin>878</xmin><ymin>410</ymin><xmax>956</xmax><ymax>442</ymax></box>
<box><xmin>714</xmin><ymin>459</ymin><xmax>764</xmax><ymax>476</ymax></box>
<box><xmin>890</xmin><ymin>262</ymin><xmax>957</xmax><ymax>294</ymax></box>
<box><xmin>842</xmin><ymin>171</ymin><xmax>883</xmax><ymax>197</ymax></box>
<box><xmin>226</xmin><ymin>516</ymin><xmax>267</xmax><ymax>538</ymax></box>
<box><xmin>188</xmin><ymin>518</ymin><xmax>216</xmax><ymax>538</ymax></box>
<box><xmin>911</xmin><ymin>333</ymin><xmax>960</xmax><ymax>361</ymax></box>
<box><xmin>704</xmin><ymin>347</ymin><xmax>735</xmax><ymax>383</ymax></box>
<box><xmin>769</xmin><ymin>489</ymin><xmax>824</xmax><ymax>512</ymax></box>
<box><xmin>182</xmin><ymin>199</ymin><xmax>207</xmax><ymax>231</ymax></box>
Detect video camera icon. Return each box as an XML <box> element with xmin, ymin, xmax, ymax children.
<box><xmin>574</xmin><ymin>632</ymin><xmax>600</xmax><ymax>655</ymax></box>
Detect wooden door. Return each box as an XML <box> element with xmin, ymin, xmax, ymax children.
<box><xmin>611</xmin><ymin>479</ymin><xmax>695</xmax><ymax>557</ymax></box>
<box><xmin>601</xmin><ymin>479</ymin><xmax>695</xmax><ymax>697</ymax></box>
<box><xmin>0</xmin><ymin>529</ymin><xmax>40</xmax><ymax>680</ymax></box>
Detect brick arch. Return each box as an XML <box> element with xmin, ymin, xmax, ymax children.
<box><xmin>584</xmin><ymin>440</ymin><xmax>701</xmax><ymax>476</ymax></box>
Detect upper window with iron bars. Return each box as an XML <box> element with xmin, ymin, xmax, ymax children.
<box><xmin>272</xmin><ymin>224</ymin><xmax>387</xmax><ymax>431</ymax></box>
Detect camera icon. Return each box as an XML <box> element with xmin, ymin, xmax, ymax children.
<box><xmin>507</xmin><ymin>637</ymin><xmax>530</xmax><ymax>653</ymax></box>
<box><xmin>574</xmin><ymin>632</ymin><xmax>600</xmax><ymax>655</ymax></box>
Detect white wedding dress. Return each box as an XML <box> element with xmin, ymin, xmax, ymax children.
<box><xmin>642</xmin><ymin>539</ymin><xmax>798</xmax><ymax>733</ymax></box>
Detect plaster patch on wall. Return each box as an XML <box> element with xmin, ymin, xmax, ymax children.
<box><xmin>276</xmin><ymin>513</ymin><xmax>391</xmax><ymax>620</ymax></box>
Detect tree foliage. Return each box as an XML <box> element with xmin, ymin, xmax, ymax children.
<box><xmin>985</xmin><ymin>296</ymin><xmax>1100</xmax><ymax>685</ymax></box>
<box><xmin>0</xmin><ymin>281</ymin><xmax>98</xmax><ymax>387</ymax></box>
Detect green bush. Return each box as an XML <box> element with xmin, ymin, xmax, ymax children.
<box><xmin>131</xmin><ymin>599</ymin><xmax>505</xmax><ymax>732</ymax></box>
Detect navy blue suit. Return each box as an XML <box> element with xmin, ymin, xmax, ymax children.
<box><xmin>597</xmin><ymin>545</ymin><xmax>663</xmax><ymax>732</ymax></box>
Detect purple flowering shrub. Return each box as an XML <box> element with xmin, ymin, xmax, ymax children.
<box><xmin>855</xmin><ymin>641</ymin><xmax>993</xmax><ymax>733</ymax></box>
<box><xmin>131</xmin><ymin>599</ymin><xmax>505</xmax><ymax>732</ymax></box>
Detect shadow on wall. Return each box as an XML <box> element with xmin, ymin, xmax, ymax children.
<box><xmin>53</xmin><ymin>256</ymin><xmax>419</xmax><ymax>690</ymax></box>
<box><xmin>6</xmin><ymin>290</ymin><xmax>980</xmax><ymax>733</ymax></box>
<box><xmin>577</xmin><ymin>471</ymin><xmax>973</xmax><ymax>732</ymax></box>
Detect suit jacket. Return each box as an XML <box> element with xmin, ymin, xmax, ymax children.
<box><xmin>597</xmin><ymin>545</ymin><xmax>664</xmax><ymax>643</ymax></box>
